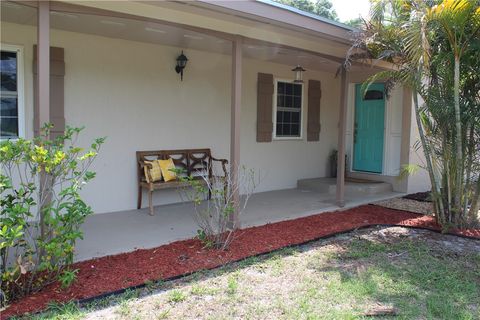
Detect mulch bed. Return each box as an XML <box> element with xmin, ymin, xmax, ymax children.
<box><xmin>3</xmin><ymin>204</ymin><xmax>479</xmax><ymax>319</ymax></box>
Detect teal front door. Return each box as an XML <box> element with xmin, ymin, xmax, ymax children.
<box><xmin>353</xmin><ymin>83</ymin><xmax>385</xmax><ymax>173</ymax></box>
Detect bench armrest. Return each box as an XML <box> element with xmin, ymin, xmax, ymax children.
<box><xmin>211</xmin><ymin>157</ymin><xmax>228</xmax><ymax>164</ymax></box>
<box><xmin>211</xmin><ymin>157</ymin><xmax>228</xmax><ymax>177</ymax></box>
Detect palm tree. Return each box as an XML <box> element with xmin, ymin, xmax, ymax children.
<box><xmin>427</xmin><ymin>0</ymin><xmax>480</xmax><ymax>223</ymax></box>
<box><xmin>344</xmin><ymin>0</ymin><xmax>445</xmax><ymax>216</ymax></box>
<box><xmin>344</xmin><ymin>0</ymin><xmax>480</xmax><ymax>228</ymax></box>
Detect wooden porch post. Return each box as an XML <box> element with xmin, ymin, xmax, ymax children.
<box><xmin>336</xmin><ymin>69</ymin><xmax>347</xmax><ymax>207</ymax></box>
<box><xmin>37</xmin><ymin>0</ymin><xmax>50</xmax><ymax>137</ymax></box>
<box><xmin>229</xmin><ymin>36</ymin><xmax>242</xmax><ymax>229</ymax></box>
<box><xmin>37</xmin><ymin>0</ymin><xmax>52</xmax><ymax>250</ymax></box>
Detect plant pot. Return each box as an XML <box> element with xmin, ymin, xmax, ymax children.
<box><xmin>330</xmin><ymin>151</ymin><xmax>348</xmax><ymax>178</ymax></box>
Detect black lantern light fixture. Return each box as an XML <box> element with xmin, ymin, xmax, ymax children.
<box><xmin>292</xmin><ymin>65</ymin><xmax>306</xmax><ymax>83</ymax></box>
<box><xmin>175</xmin><ymin>50</ymin><xmax>188</xmax><ymax>81</ymax></box>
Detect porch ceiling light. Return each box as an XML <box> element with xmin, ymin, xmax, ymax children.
<box><xmin>292</xmin><ymin>65</ymin><xmax>306</xmax><ymax>83</ymax></box>
<box><xmin>175</xmin><ymin>51</ymin><xmax>188</xmax><ymax>81</ymax></box>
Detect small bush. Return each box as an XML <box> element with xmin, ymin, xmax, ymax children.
<box><xmin>175</xmin><ymin>165</ymin><xmax>258</xmax><ymax>250</ymax></box>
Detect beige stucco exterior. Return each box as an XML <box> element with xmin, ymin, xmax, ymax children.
<box><xmin>1</xmin><ymin>0</ymin><xmax>430</xmax><ymax>215</ymax></box>
<box><xmin>2</xmin><ymin>21</ymin><xmax>344</xmax><ymax>213</ymax></box>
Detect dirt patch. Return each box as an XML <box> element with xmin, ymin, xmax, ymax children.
<box><xmin>374</xmin><ymin>197</ymin><xmax>434</xmax><ymax>215</ymax></box>
<box><xmin>344</xmin><ymin>226</ymin><xmax>480</xmax><ymax>253</ymax></box>
<box><xmin>2</xmin><ymin>205</ymin><xmax>479</xmax><ymax>319</ymax></box>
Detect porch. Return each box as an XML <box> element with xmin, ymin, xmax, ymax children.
<box><xmin>75</xmin><ymin>182</ymin><xmax>402</xmax><ymax>262</ymax></box>
<box><xmin>1</xmin><ymin>1</ymin><xmax>413</xmax><ymax>262</ymax></box>
<box><xmin>1</xmin><ymin>1</ymin><xmax>387</xmax><ymax>216</ymax></box>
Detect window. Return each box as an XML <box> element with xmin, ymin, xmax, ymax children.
<box><xmin>274</xmin><ymin>80</ymin><xmax>303</xmax><ymax>138</ymax></box>
<box><xmin>1</xmin><ymin>45</ymin><xmax>23</xmax><ymax>139</ymax></box>
<box><xmin>363</xmin><ymin>90</ymin><xmax>384</xmax><ymax>100</ymax></box>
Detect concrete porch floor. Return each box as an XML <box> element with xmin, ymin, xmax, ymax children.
<box><xmin>75</xmin><ymin>187</ymin><xmax>403</xmax><ymax>262</ymax></box>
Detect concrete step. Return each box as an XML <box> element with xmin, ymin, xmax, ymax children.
<box><xmin>297</xmin><ymin>177</ymin><xmax>393</xmax><ymax>195</ymax></box>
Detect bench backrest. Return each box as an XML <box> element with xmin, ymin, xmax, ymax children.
<box><xmin>136</xmin><ymin>149</ymin><xmax>213</xmax><ymax>182</ymax></box>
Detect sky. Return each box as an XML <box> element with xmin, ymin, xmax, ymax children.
<box><xmin>331</xmin><ymin>0</ymin><xmax>371</xmax><ymax>22</ymax></box>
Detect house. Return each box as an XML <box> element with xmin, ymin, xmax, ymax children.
<box><xmin>1</xmin><ymin>0</ymin><xmax>430</xmax><ymax>260</ymax></box>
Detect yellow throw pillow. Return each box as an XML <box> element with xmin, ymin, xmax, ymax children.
<box><xmin>159</xmin><ymin>158</ymin><xmax>177</xmax><ymax>182</ymax></box>
<box><xmin>144</xmin><ymin>160</ymin><xmax>162</xmax><ymax>183</ymax></box>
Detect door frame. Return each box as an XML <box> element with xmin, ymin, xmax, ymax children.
<box><xmin>350</xmin><ymin>82</ymin><xmax>387</xmax><ymax>175</ymax></box>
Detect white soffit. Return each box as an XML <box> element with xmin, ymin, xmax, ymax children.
<box><xmin>0</xmin><ymin>1</ymin><xmax>345</xmax><ymax>73</ymax></box>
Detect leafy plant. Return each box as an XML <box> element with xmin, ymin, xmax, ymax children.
<box><xmin>59</xmin><ymin>268</ymin><xmax>79</xmax><ymax>288</ymax></box>
<box><xmin>0</xmin><ymin>125</ymin><xmax>105</xmax><ymax>306</ymax></box>
<box><xmin>195</xmin><ymin>230</ymin><xmax>215</xmax><ymax>249</ymax></box>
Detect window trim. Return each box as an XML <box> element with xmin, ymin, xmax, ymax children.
<box><xmin>1</xmin><ymin>43</ymin><xmax>25</xmax><ymax>140</ymax></box>
<box><xmin>272</xmin><ymin>78</ymin><xmax>304</xmax><ymax>140</ymax></box>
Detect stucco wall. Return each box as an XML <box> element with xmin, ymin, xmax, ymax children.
<box><xmin>2</xmin><ymin>22</ymin><xmax>341</xmax><ymax>214</ymax></box>
<box><xmin>406</xmin><ymin>97</ymin><xmax>431</xmax><ymax>193</ymax></box>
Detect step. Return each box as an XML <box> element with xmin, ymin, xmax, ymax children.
<box><xmin>297</xmin><ymin>177</ymin><xmax>393</xmax><ymax>195</ymax></box>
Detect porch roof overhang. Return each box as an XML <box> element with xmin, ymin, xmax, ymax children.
<box><xmin>167</xmin><ymin>0</ymin><xmax>355</xmax><ymax>44</ymax></box>
<box><xmin>51</xmin><ymin>0</ymin><xmax>353</xmax><ymax>64</ymax></box>
<box><xmin>6</xmin><ymin>0</ymin><xmax>394</xmax><ymax>72</ymax></box>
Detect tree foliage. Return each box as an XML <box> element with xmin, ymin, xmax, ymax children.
<box><xmin>344</xmin><ymin>17</ymin><xmax>365</xmax><ymax>28</ymax></box>
<box><xmin>274</xmin><ymin>0</ymin><xmax>339</xmax><ymax>21</ymax></box>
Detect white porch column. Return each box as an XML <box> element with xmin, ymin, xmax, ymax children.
<box><xmin>229</xmin><ymin>36</ymin><xmax>242</xmax><ymax>229</ymax></box>
<box><xmin>37</xmin><ymin>0</ymin><xmax>50</xmax><ymax>137</ymax></box>
<box><xmin>336</xmin><ymin>69</ymin><xmax>347</xmax><ymax>207</ymax></box>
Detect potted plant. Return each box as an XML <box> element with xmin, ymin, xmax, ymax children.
<box><xmin>329</xmin><ymin>149</ymin><xmax>347</xmax><ymax>178</ymax></box>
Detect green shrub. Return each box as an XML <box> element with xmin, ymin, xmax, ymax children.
<box><xmin>0</xmin><ymin>125</ymin><xmax>105</xmax><ymax>306</ymax></box>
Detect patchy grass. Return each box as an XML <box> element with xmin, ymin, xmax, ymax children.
<box><xmin>18</xmin><ymin>227</ymin><xmax>480</xmax><ymax>320</ymax></box>
<box><xmin>190</xmin><ymin>284</ymin><xmax>218</xmax><ymax>296</ymax></box>
<box><xmin>226</xmin><ymin>273</ymin><xmax>239</xmax><ymax>296</ymax></box>
<box><xmin>166</xmin><ymin>290</ymin><xmax>187</xmax><ymax>304</ymax></box>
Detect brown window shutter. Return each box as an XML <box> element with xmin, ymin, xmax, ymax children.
<box><xmin>307</xmin><ymin>80</ymin><xmax>321</xmax><ymax>141</ymax></box>
<box><xmin>257</xmin><ymin>73</ymin><xmax>274</xmax><ymax>142</ymax></box>
<box><xmin>33</xmin><ymin>46</ymin><xmax>65</xmax><ymax>138</ymax></box>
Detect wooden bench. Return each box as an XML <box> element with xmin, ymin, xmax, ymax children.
<box><xmin>136</xmin><ymin>148</ymin><xmax>228</xmax><ymax>215</ymax></box>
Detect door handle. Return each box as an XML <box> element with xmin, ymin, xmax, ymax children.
<box><xmin>354</xmin><ymin>122</ymin><xmax>358</xmax><ymax>144</ymax></box>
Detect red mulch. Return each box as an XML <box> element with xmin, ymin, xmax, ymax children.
<box><xmin>3</xmin><ymin>204</ymin><xmax>479</xmax><ymax>319</ymax></box>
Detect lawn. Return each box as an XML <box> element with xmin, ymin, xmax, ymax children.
<box><xmin>16</xmin><ymin>226</ymin><xmax>480</xmax><ymax>320</ymax></box>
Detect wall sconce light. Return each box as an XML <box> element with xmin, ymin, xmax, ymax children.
<box><xmin>292</xmin><ymin>65</ymin><xmax>306</xmax><ymax>83</ymax></box>
<box><xmin>175</xmin><ymin>51</ymin><xmax>188</xmax><ymax>81</ymax></box>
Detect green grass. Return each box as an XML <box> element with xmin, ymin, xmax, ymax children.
<box><xmin>291</xmin><ymin>238</ymin><xmax>480</xmax><ymax>319</ymax></box>
<box><xmin>190</xmin><ymin>284</ymin><xmax>218</xmax><ymax>296</ymax></box>
<box><xmin>14</xmin><ymin>302</ymin><xmax>85</xmax><ymax>320</ymax></box>
<box><xmin>166</xmin><ymin>289</ymin><xmax>187</xmax><ymax>304</ymax></box>
<box><xmin>14</xmin><ymin>228</ymin><xmax>480</xmax><ymax>320</ymax></box>
<box><xmin>226</xmin><ymin>275</ymin><xmax>238</xmax><ymax>295</ymax></box>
